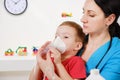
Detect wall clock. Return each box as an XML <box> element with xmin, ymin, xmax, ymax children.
<box><xmin>4</xmin><ymin>0</ymin><xmax>28</xmax><ymax>15</ymax></box>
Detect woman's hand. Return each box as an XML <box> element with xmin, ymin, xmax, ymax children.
<box><xmin>36</xmin><ymin>41</ymin><xmax>55</xmax><ymax>80</ymax></box>
<box><xmin>37</xmin><ymin>41</ymin><xmax>51</xmax><ymax>59</ymax></box>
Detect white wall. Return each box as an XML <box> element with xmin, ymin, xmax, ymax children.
<box><xmin>0</xmin><ymin>0</ymin><xmax>85</xmax><ymax>55</ymax></box>
<box><xmin>0</xmin><ymin>0</ymin><xmax>120</xmax><ymax>55</ymax></box>
<box><xmin>0</xmin><ymin>0</ymin><xmax>85</xmax><ymax>80</ymax></box>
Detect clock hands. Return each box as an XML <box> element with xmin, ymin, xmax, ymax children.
<box><xmin>11</xmin><ymin>0</ymin><xmax>21</xmax><ymax>4</ymax></box>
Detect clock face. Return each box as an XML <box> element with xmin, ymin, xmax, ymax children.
<box><xmin>4</xmin><ymin>0</ymin><xmax>28</xmax><ymax>15</ymax></box>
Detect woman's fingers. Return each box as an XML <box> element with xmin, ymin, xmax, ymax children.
<box><xmin>41</xmin><ymin>41</ymin><xmax>51</xmax><ymax>49</ymax></box>
<box><xmin>38</xmin><ymin>41</ymin><xmax>51</xmax><ymax>54</ymax></box>
<box><xmin>37</xmin><ymin>41</ymin><xmax>51</xmax><ymax>59</ymax></box>
<box><xmin>46</xmin><ymin>52</ymin><xmax>51</xmax><ymax>61</ymax></box>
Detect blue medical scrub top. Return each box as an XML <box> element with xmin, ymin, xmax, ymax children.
<box><xmin>79</xmin><ymin>37</ymin><xmax>120</xmax><ymax>80</ymax></box>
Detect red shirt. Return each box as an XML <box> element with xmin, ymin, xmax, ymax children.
<box><xmin>45</xmin><ymin>56</ymin><xmax>86</xmax><ymax>80</ymax></box>
<box><xmin>62</xmin><ymin>56</ymin><xmax>86</xmax><ymax>79</ymax></box>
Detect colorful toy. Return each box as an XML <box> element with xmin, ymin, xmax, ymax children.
<box><xmin>32</xmin><ymin>46</ymin><xmax>38</xmax><ymax>56</ymax></box>
<box><xmin>61</xmin><ymin>12</ymin><xmax>72</xmax><ymax>17</ymax></box>
<box><xmin>4</xmin><ymin>48</ymin><xmax>14</xmax><ymax>56</ymax></box>
<box><xmin>16</xmin><ymin>46</ymin><xmax>27</xmax><ymax>56</ymax></box>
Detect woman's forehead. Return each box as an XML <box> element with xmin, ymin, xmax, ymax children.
<box><xmin>83</xmin><ymin>0</ymin><xmax>103</xmax><ymax>14</ymax></box>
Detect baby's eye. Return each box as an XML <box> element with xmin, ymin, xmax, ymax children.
<box><xmin>64</xmin><ymin>36</ymin><xmax>68</xmax><ymax>38</ymax></box>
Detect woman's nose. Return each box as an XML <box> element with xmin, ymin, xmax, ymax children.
<box><xmin>80</xmin><ymin>15</ymin><xmax>88</xmax><ymax>23</ymax></box>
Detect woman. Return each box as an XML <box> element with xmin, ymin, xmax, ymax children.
<box><xmin>29</xmin><ymin>0</ymin><xmax>120</xmax><ymax>80</ymax></box>
<box><xmin>79</xmin><ymin>0</ymin><xmax>120</xmax><ymax>79</ymax></box>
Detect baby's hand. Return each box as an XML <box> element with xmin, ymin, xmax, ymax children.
<box><xmin>49</xmin><ymin>47</ymin><xmax>62</xmax><ymax>64</ymax></box>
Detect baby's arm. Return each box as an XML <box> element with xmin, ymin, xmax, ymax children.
<box><xmin>50</xmin><ymin>47</ymin><xmax>81</xmax><ymax>80</ymax></box>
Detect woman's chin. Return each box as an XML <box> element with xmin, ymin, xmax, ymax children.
<box><xmin>83</xmin><ymin>30</ymin><xmax>89</xmax><ymax>34</ymax></box>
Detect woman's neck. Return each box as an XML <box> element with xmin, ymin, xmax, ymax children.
<box><xmin>81</xmin><ymin>32</ymin><xmax>111</xmax><ymax>62</ymax></box>
<box><xmin>88</xmin><ymin>32</ymin><xmax>110</xmax><ymax>46</ymax></box>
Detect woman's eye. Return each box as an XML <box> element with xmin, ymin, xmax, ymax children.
<box><xmin>89</xmin><ymin>15</ymin><xmax>95</xmax><ymax>17</ymax></box>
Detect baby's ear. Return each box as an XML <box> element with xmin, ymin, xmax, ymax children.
<box><xmin>74</xmin><ymin>42</ymin><xmax>83</xmax><ymax>51</ymax></box>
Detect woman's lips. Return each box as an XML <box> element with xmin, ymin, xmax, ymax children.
<box><xmin>83</xmin><ymin>25</ymin><xmax>88</xmax><ymax>28</ymax></box>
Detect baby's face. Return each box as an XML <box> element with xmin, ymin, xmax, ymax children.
<box><xmin>55</xmin><ymin>25</ymin><xmax>79</xmax><ymax>52</ymax></box>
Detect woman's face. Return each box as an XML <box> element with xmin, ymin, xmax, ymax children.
<box><xmin>81</xmin><ymin>0</ymin><xmax>108</xmax><ymax>35</ymax></box>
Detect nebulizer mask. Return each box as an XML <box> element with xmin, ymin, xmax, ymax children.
<box><xmin>42</xmin><ymin>36</ymin><xmax>66</xmax><ymax>54</ymax></box>
<box><xmin>85</xmin><ymin>69</ymin><xmax>105</xmax><ymax>80</ymax></box>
